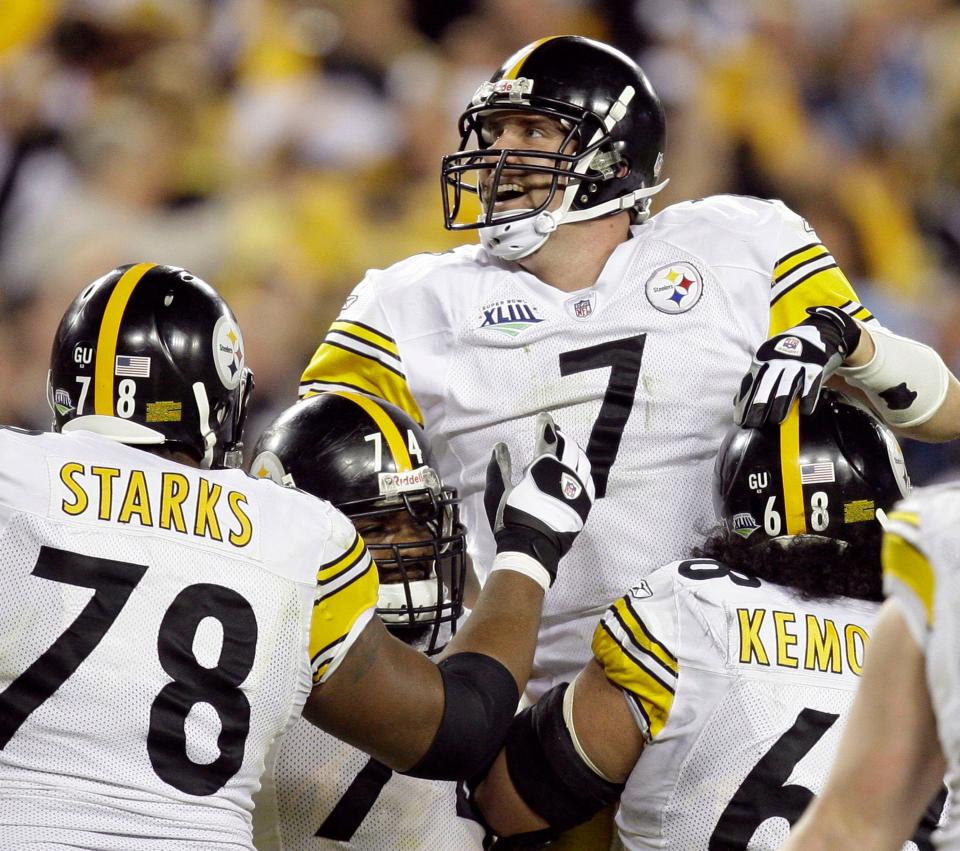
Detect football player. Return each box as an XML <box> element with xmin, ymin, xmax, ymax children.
<box><xmin>0</xmin><ymin>263</ymin><xmax>594</xmax><ymax>848</ymax></box>
<box><xmin>783</xmin><ymin>484</ymin><xmax>960</xmax><ymax>850</ymax></box>
<box><xmin>470</xmin><ymin>392</ymin><xmax>944</xmax><ymax>850</ymax></box>
<box><xmin>298</xmin><ymin>35</ymin><xmax>960</xmax><ymax>714</ymax></box>
<box><xmin>249</xmin><ymin>392</ymin><xmax>484</xmax><ymax>849</ymax></box>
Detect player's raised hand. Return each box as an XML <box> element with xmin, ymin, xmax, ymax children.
<box><xmin>484</xmin><ymin>413</ymin><xmax>594</xmax><ymax>587</ymax></box>
<box><xmin>735</xmin><ymin>306</ymin><xmax>862</xmax><ymax>427</ymax></box>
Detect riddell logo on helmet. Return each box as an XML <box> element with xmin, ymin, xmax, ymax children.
<box><xmin>378</xmin><ymin>467</ymin><xmax>436</xmax><ymax>496</ymax></box>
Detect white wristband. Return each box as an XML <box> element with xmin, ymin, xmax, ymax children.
<box><xmin>490</xmin><ymin>551</ymin><xmax>552</xmax><ymax>593</ymax></box>
<box><xmin>837</xmin><ymin>324</ymin><xmax>949</xmax><ymax>428</ymax></box>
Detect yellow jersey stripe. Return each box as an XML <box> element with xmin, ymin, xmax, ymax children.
<box><xmin>329</xmin><ymin>391</ymin><xmax>412</xmax><ymax>471</ymax></box>
<box><xmin>94</xmin><ymin>263</ymin><xmax>156</xmax><ymax>415</ymax></box>
<box><xmin>773</xmin><ymin>243</ymin><xmax>828</xmax><ymax>281</ymax></box>
<box><xmin>318</xmin><ymin>532</ymin><xmax>366</xmax><ymax>581</ymax></box>
<box><xmin>888</xmin><ymin>510</ymin><xmax>921</xmax><ymax>529</ymax></box>
<box><xmin>883</xmin><ymin>531</ymin><xmax>934</xmax><ymax>627</ymax></box>
<box><xmin>310</xmin><ymin>562</ymin><xmax>378</xmax><ymax>681</ymax></box>
<box><xmin>329</xmin><ymin>320</ymin><xmax>399</xmax><ymax>357</ymax></box>
<box><xmin>502</xmin><ymin>36</ymin><xmax>561</xmax><ymax>79</ymax></box>
<box><xmin>593</xmin><ymin>620</ymin><xmax>675</xmax><ymax>739</ymax></box>
<box><xmin>611</xmin><ymin>597</ymin><xmax>679</xmax><ymax>675</ymax></box>
<box><xmin>780</xmin><ymin>404</ymin><xmax>806</xmax><ymax>535</ymax></box>
<box><xmin>300</xmin><ymin>346</ymin><xmax>424</xmax><ymax>425</ymax></box>
<box><xmin>768</xmin><ymin>266</ymin><xmax>858</xmax><ymax>335</ymax></box>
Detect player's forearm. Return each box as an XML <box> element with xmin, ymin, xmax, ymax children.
<box><xmin>437</xmin><ymin>570</ymin><xmax>545</xmax><ymax>693</ymax></box>
<box><xmin>785</xmin><ymin>794</ymin><xmax>907</xmax><ymax>851</ymax></box>
<box><xmin>836</xmin><ymin>325</ymin><xmax>958</xmax><ymax>441</ymax></box>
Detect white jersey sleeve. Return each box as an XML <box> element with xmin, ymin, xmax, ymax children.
<box><xmin>308</xmin><ymin>507</ymin><xmax>379</xmax><ymax>685</ymax></box>
<box><xmin>299</xmin><ymin>274</ymin><xmax>424</xmax><ymax>423</ymax></box>
<box><xmin>591</xmin><ymin>567</ymin><xmax>680</xmax><ymax>742</ymax></box>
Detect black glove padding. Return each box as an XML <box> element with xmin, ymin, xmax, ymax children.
<box><xmin>484</xmin><ymin>412</ymin><xmax>594</xmax><ymax>584</ymax></box>
<box><xmin>735</xmin><ymin>305</ymin><xmax>862</xmax><ymax>427</ymax></box>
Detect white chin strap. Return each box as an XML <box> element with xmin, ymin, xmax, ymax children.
<box><xmin>478</xmin><ymin>179</ymin><xmax>669</xmax><ymax>262</ymax></box>
<box><xmin>192</xmin><ymin>382</ymin><xmax>218</xmax><ymax>469</ymax></box>
<box><xmin>377</xmin><ymin>578</ymin><xmax>441</xmax><ymax>624</ymax></box>
<box><xmin>61</xmin><ymin>415</ymin><xmax>166</xmax><ymax>444</ymax></box>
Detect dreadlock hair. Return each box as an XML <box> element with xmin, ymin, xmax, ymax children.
<box><xmin>690</xmin><ymin>521</ymin><xmax>884</xmax><ymax>603</ymax></box>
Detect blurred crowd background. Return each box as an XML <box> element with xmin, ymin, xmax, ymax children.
<box><xmin>2</xmin><ymin>0</ymin><xmax>959</xmax><ymax>481</ymax></box>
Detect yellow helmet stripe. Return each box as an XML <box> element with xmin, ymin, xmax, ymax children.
<box><xmin>780</xmin><ymin>402</ymin><xmax>807</xmax><ymax>535</ymax></box>
<box><xmin>328</xmin><ymin>391</ymin><xmax>412</xmax><ymax>471</ymax></box>
<box><xmin>94</xmin><ymin>263</ymin><xmax>157</xmax><ymax>415</ymax></box>
<box><xmin>501</xmin><ymin>35</ymin><xmax>563</xmax><ymax>80</ymax></box>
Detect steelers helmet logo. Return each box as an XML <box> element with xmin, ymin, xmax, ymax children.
<box><xmin>250</xmin><ymin>449</ymin><xmax>295</xmax><ymax>487</ymax></box>
<box><xmin>213</xmin><ymin>315</ymin><xmax>245</xmax><ymax>389</ymax></box>
<box><xmin>645</xmin><ymin>262</ymin><xmax>704</xmax><ymax>314</ymax></box>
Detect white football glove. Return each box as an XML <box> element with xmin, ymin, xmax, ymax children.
<box><xmin>483</xmin><ymin>412</ymin><xmax>595</xmax><ymax>586</ymax></box>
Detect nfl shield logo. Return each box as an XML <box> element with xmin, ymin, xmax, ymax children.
<box><xmin>565</xmin><ymin>291</ymin><xmax>597</xmax><ymax>321</ymax></box>
<box><xmin>561</xmin><ymin>473</ymin><xmax>582</xmax><ymax>500</ymax></box>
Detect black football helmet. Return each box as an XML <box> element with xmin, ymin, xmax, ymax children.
<box><xmin>250</xmin><ymin>391</ymin><xmax>466</xmax><ymax>654</ymax></box>
<box><xmin>47</xmin><ymin>262</ymin><xmax>253</xmax><ymax>468</ymax></box>
<box><xmin>715</xmin><ymin>391</ymin><xmax>910</xmax><ymax>548</ymax></box>
<box><xmin>442</xmin><ymin>35</ymin><xmax>667</xmax><ymax>258</ymax></box>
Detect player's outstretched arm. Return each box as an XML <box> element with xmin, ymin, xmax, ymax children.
<box><xmin>302</xmin><ymin>413</ymin><xmax>594</xmax><ymax>779</ymax></box>
<box><xmin>472</xmin><ymin>655</ymin><xmax>643</xmax><ymax>840</ymax></box>
<box><xmin>782</xmin><ymin>600</ymin><xmax>945</xmax><ymax>851</ymax></box>
<box><xmin>736</xmin><ymin>306</ymin><xmax>959</xmax><ymax>440</ymax></box>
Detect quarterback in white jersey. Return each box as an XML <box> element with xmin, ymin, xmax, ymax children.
<box><xmin>300</xmin><ymin>36</ymin><xmax>960</xmax><ymax>700</ymax></box>
<box><xmin>249</xmin><ymin>393</ymin><xmax>484</xmax><ymax>850</ymax></box>
<box><xmin>786</xmin><ymin>484</ymin><xmax>960</xmax><ymax>850</ymax></box>
<box><xmin>0</xmin><ymin>263</ymin><xmax>597</xmax><ymax>850</ymax></box>
<box><xmin>472</xmin><ymin>393</ymin><xmax>944</xmax><ymax>849</ymax></box>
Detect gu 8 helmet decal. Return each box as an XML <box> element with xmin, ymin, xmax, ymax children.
<box><xmin>715</xmin><ymin>390</ymin><xmax>910</xmax><ymax>548</ymax></box>
<box><xmin>47</xmin><ymin>263</ymin><xmax>253</xmax><ymax>468</ymax></box>
<box><xmin>442</xmin><ymin>35</ymin><xmax>667</xmax><ymax>259</ymax></box>
<box><xmin>250</xmin><ymin>391</ymin><xmax>467</xmax><ymax>654</ymax></box>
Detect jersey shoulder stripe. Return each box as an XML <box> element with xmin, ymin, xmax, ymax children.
<box><xmin>299</xmin><ymin>343</ymin><xmax>423</xmax><ymax>425</ymax></box>
<box><xmin>837</xmin><ymin>299</ymin><xmax>875</xmax><ymax>324</ymax></box>
<box><xmin>318</xmin><ymin>530</ymin><xmax>366</xmax><ymax>580</ymax></box>
<box><xmin>768</xmin><ymin>262</ymin><xmax>866</xmax><ymax>335</ymax></box>
<box><xmin>592</xmin><ymin>598</ymin><xmax>678</xmax><ymax>742</ymax></box>
<box><xmin>773</xmin><ymin>242</ymin><xmax>829</xmax><ymax>282</ymax></box>
<box><xmin>883</xmin><ymin>514</ymin><xmax>934</xmax><ymax>629</ymax></box>
<box><xmin>330</xmin><ymin>319</ymin><xmax>397</xmax><ymax>350</ymax></box>
<box><xmin>328</xmin><ymin>321</ymin><xmax>400</xmax><ymax>360</ymax></box>
<box><xmin>610</xmin><ymin>595</ymin><xmax>679</xmax><ymax>676</ymax></box>
<box><xmin>309</xmin><ymin>531</ymin><xmax>379</xmax><ymax>684</ymax></box>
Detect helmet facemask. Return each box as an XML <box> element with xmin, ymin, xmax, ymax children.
<box><xmin>348</xmin><ymin>486</ymin><xmax>466</xmax><ymax>655</ymax></box>
<box><xmin>441</xmin><ymin>37</ymin><xmax>668</xmax><ymax>260</ymax></box>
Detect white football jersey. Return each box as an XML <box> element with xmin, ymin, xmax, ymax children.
<box><xmin>0</xmin><ymin>427</ymin><xmax>379</xmax><ymax>850</ymax></box>
<box><xmin>300</xmin><ymin>194</ymin><xmax>879</xmax><ymax>697</ymax></box>
<box><xmin>884</xmin><ymin>484</ymin><xmax>960</xmax><ymax>849</ymax></box>
<box><xmin>252</xmin><ymin>717</ymin><xmax>485</xmax><ymax>851</ymax></box>
<box><xmin>593</xmin><ymin>560</ymin><xmax>942</xmax><ymax>850</ymax></box>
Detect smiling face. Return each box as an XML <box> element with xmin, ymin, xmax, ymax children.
<box><xmin>477</xmin><ymin>111</ymin><xmax>578</xmax><ymax>215</ymax></box>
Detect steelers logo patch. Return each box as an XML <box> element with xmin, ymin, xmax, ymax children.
<box><xmin>645</xmin><ymin>262</ymin><xmax>704</xmax><ymax>314</ymax></box>
<box><xmin>212</xmin><ymin>315</ymin><xmax>245</xmax><ymax>389</ymax></box>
